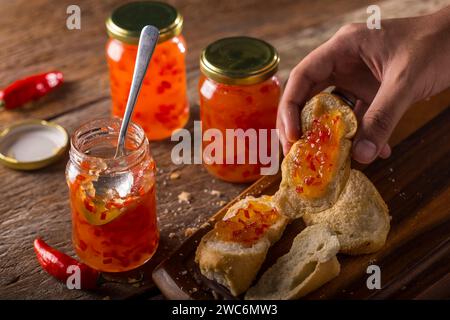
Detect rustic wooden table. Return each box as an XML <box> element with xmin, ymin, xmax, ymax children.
<box><xmin>0</xmin><ymin>0</ymin><xmax>449</xmax><ymax>300</ymax></box>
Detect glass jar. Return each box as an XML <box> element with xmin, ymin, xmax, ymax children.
<box><xmin>66</xmin><ymin>118</ymin><xmax>158</xmax><ymax>272</ymax></box>
<box><xmin>106</xmin><ymin>1</ymin><xmax>189</xmax><ymax>140</ymax></box>
<box><xmin>199</xmin><ymin>37</ymin><xmax>281</xmax><ymax>183</ymax></box>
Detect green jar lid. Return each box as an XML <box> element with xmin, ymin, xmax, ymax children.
<box><xmin>200</xmin><ymin>36</ymin><xmax>280</xmax><ymax>85</ymax></box>
<box><xmin>106</xmin><ymin>1</ymin><xmax>183</xmax><ymax>44</ymax></box>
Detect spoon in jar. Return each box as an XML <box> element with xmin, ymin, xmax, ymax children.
<box><xmin>115</xmin><ymin>25</ymin><xmax>159</xmax><ymax>158</ymax></box>
<box><xmin>90</xmin><ymin>26</ymin><xmax>159</xmax><ymax>199</ymax></box>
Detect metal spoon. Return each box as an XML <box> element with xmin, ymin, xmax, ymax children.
<box><xmin>115</xmin><ymin>25</ymin><xmax>159</xmax><ymax>157</ymax></box>
<box><xmin>90</xmin><ymin>26</ymin><xmax>159</xmax><ymax>199</ymax></box>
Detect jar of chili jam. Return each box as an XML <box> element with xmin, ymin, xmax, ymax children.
<box><xmin>199</xmin><ymin>37</ymin><xmax>281</xmax><ymax>183</ymax></box>
<box><xmin>106</xmin><ymin>1</ymin><xmax>188</xmax><ymax>140</ymax></box>
<box><xmin>66</xmin><ymin>118</ymin><xmax>158</xmax><ymax>272</ymax></box>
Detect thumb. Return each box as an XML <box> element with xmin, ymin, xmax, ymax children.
<box><xmin>353</xmin><ymin>78</ymin><xmax>409</xmax><ymax>164</ymax></box>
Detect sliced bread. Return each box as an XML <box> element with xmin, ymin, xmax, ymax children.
<box><xmin>273</xmin><ymin>93</ymin><xmax>357</xmax><ymax>219</ymax></box>
<box><xmin>303</xmin><ymin>170</ymin><xmax>390</xmax><ymax>255</ymax></box>
<box><xmin>245</xmin><ymin>224</ymin><xmax>340</xmax><ymax>300</ymax></box>
<box><xmin>195</xmin><ymin>196</ymin><xmax>289</xmax><ymax>296</ymax></box>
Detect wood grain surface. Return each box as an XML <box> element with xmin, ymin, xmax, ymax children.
<box><xmin>0</xmin><ymin>0</ymin><xmax>449</xmax><ymax>300</ymax></box>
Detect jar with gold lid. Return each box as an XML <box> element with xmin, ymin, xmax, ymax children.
<box><xmin>106</xmin><ymin>1</ymin><xmax>188</xmax><ymax>141</ymax></box>
<box><xmin>199</xmin><ymin>37</ymin><xmax>281</xmax><ymax>183</ymax></box>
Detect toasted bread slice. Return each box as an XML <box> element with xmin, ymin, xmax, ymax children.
<box><xmin>303</xmin><ymin>170</ymin><xmax>390</xmax><ymax>255</ymax></box>
<box><xmin>273</xmin><ymin>93</ymin><xmax>357</xmax><ymax>218</ymax></box>
<box><xmin>245</xmin><ymin>224</ymin><xmax>340</xmax><ymax>300</ymax></box>
<box><xmin>195</xmin><ymin>196</ymin><xmax>288</xmax><ymax>296</ymax></box>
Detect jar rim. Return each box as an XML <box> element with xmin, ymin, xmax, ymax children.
<box><xmin>106</xmin><ymin>1</ymin><xmax>183</xmax><ymax>44</ymax></box>
<box><xmin>69</xmin><ymin>117</ymin><xmax>148</xmax><ymax>173</ymax></box>
<box><xmin>200</xmin><ymin>36</ymin><xmax>280</xmax><ymax>86</ymax></box>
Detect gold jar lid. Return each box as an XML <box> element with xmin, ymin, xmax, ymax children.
<box><xmin>0</xmin><ymin>120</ymin><xmax>68</xmax><ymax>170</ymax></box>
<box><xmin>106</xmin><ymin>1</ymin><xmax>183</xmax><ymax>44</ymax></box>
<box><xmin>200</xmin><ymin>36</ymin><xmax>280</xmax><ymax>86</ymax></box>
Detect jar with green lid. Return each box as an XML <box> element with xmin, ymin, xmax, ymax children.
<box><xmin>199</xmin><ymin>36</ymin><xmax>281</xmax><ymax>183</ymax></box>
<box><xmin>106</xmin><ymin>1</ymin><xmax>188</xmax><ymax>141</ymax></box>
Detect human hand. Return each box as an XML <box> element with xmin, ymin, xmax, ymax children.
<box><xmin>277</xmin><ymin>6</ymin><xmax>450</xmax><ymax>163</ymax></box>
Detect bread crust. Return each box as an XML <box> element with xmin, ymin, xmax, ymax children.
<box><xmin>196</xmin><ymin>232</ymin><xmax>270</xmax><ymax>296</ymax></box>
<box><xmin>285</xmin><ymin>257</ymin><xmax>340</xmax><ymax>300</ymax></box>
<box><xmin>303</xmin><ymin>170</ymin><xmax>390</xmax><ymax>255</ymax></box>
<box><xmin>273</xmin><ymin>93</ymin><xmax>357</xmax><ymax>218</ymax></box>
<box><xmin>245</xmin><ymin>224</ymin><xmax>341</xmax><ymax>300</ymax></box>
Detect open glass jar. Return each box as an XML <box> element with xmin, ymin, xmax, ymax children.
<box><xmin>66</xmin><ymin>118</ymin><xmax>158</xmax><ymax>272</ymax></box>
<box><xmin>199</xmin><ymin>37</ymin><xmax>281</xmax><ymax>183</ymax></box>
<box><xmin>106</xmin><ymin>1</ymin><xmax>188</xmax><ymax>140</ymax></box>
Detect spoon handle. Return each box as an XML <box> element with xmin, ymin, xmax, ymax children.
<box><xmin>116</xmin><ymin>25</ymin><xmax>159</xmax><ymax>157</ymax></box>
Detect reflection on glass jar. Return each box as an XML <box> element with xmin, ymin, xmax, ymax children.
<box><xmin>106</xmin><ymin>1</ymin><xmax>189</xmax><ymax>140</ymax></box>
<box><xmin>199</xmin><ymin>37</ymin><xmax>281</xmax><ymax>183</ymax></box>
<box><xmin>66</xmin><ymin>118</ymin><xmax>158</xmax><ymax>272</ymax></box>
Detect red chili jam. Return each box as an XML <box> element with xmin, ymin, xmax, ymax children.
<box><xmin>199</xmin><ymin>37</ymin><xmax>281</xmax><ymax>183</ymax></box>
<box><xmin>292</xmin><ymin>110</ymin><xmax>345</xmax><ymax>199</ymax></box>
<box><xmin>106</xmin><ymin>2</ymin><xmax>188</xmax><ymax>140</ymax></box>
<box><xmin>215</xmin><ymin>199</ymin><xmax>280</xmax><ymax>247</ymax></box>
<box><xmin>66</xmin><ymin>118</ymin><xmax>158</xmax><ymax>272</ymax></box>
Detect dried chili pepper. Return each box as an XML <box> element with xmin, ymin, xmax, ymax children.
<box><xmin>33</xmin><ymin>238</ymin><xmax>100</xmax><ymax>289</ymax></box>
<box><xmin>0</xmin><ymin>71</ymin><xmax>63</xmax><ymax>110</ymax></box>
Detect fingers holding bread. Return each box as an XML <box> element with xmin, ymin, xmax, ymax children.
<box><xmin>303</xmin><ymin>170</ymin><xmax>390</xmax><ymax>255</ymax></box>
<box><xmin>274</xmin><ymin>93</ymin><xmax>357</xmax><ymax>218</ymax></box>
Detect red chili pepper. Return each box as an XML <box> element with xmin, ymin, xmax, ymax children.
<box><xmin>33</xmin><ymin>238</ymin><xmax>100</xmax><ymax>290</ymax></box>
<box><xmin>0</xmin><ymin>71</ymin><xmax>63</xmax><ymax>110</ymax></box>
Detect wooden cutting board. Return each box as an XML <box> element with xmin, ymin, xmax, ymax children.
<box><xmin>152</xmin><ymin>107</ymin><xmax>450</xmax><ymax>300</ymax></box>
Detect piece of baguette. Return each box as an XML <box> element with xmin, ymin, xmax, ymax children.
<box><xmin>245</xmin><ymin>224</ymin><xmax>340</xmax><ymax>300</ymax></box>
<box><xmin>303</xmin><ymin>170</ymin><xmax>390</xmax><ymax>255</ymax></box>
<box><xmin>273</xmin><ymin>93</ymin><xmax>357</xmax><ymax>219</ymax></box>
<box><xmin>195</xmin><ymin>196</ymin><xmax>289</xmax><ymax>296</ymax></box>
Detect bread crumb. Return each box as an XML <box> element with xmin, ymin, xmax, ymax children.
<box><xmin>178</xmin><ymin>191</ymin><xmax>192</xmax><ymax>204</ymax></box>
<box><xmin>181</xmin><ymin>270</ymin><xmax>188</xmax><ymax>276</ymax></box>
<box><xmin>192</xmin><ymin>287</ymin><xmax>198</xmax><ymax>293</ymax></box>
<box><xmin>217</xmin><ymin>200</ymin><xmax>227</xmax><ymax>207</ymax></box>
<box><xmin>212</xmin><ymin>290</ymin><xmax>220</xmax><ymax>299</ymax></box>
<box><xmin>170</xmin><ymin>171</ymin><xmax>181</xmax><ymax>180</ymax></box>
<box><xmin>210</xmin><ymin>190</ymin><xmax>222</xmax><ymax>197</ymax></box>
<box><xmin>184</xmin><ymin>227</ymin><xmax>197</xmax><ymax>237</ymax></box>
<box><xmin>103</xmin><ymin>296</ymin><xmax>111</xmax><ymax>300</ymax></box>
<box><xmin>168</xmin><ymin>232</ymin><xmax>176</xmax><ymax>238</ymax></box>
<box><xmin>200</xmin><ymin>221</ymin><xmax>210</xmax><ymax>228</ymax></box>
<box><xmin>127</xmin><ymin>277</ymin><xmax>141</xmax><ymax>284</ymax></box>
